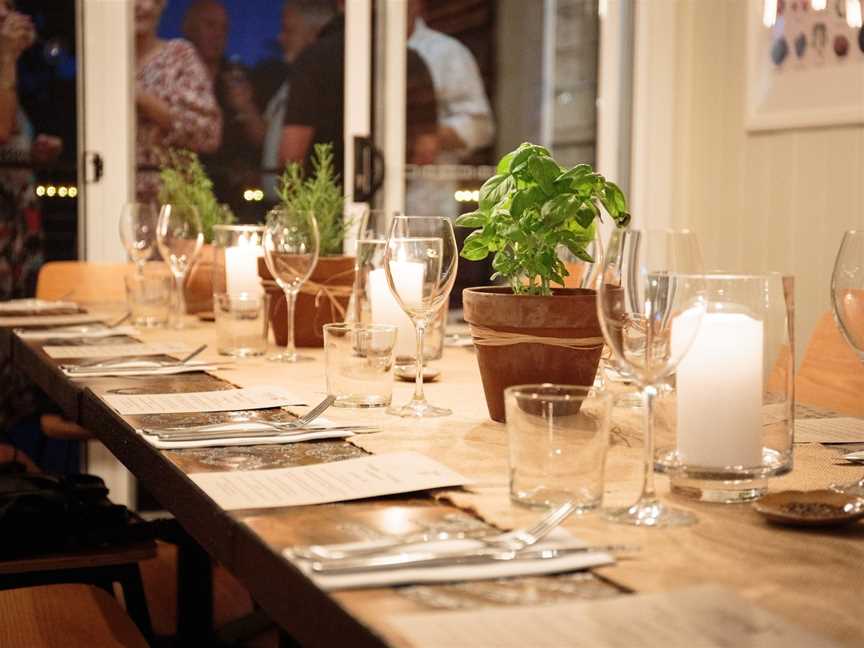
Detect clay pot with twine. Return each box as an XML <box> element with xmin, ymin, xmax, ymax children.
<box><xmin>462</xmin><ymin>286</ymin><xmax>606</xmax><ymax>422</ymax></box>
<box><xmin>184</xmin><ymin>244</ymin><xmax>214</xmax><ymax>314</ymax></box>
<box><xmin>258</xmin><ymin>256</ymin><xmax>355</xmax><ymax>348</ymax></box>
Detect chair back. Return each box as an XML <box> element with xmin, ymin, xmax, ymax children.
<box><xmin>796</xmin><ymin>311</ymin><xmax>864</xmax><ymax>416</ymax></box>
<box><xmin>35</xmin><ymin>261</ymin><xmax>133</xmax><ymax>303</ymax></box>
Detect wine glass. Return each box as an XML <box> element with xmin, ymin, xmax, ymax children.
<box><xmin>263</xmin><ymin>208</ymin><xmax>319</xmax><ymax>362</ymax></box>
<box><xmin>384</xmin><ymin>216</ymin><xmax>458</xmax><ymax>417</ymax></box>
<box><xmin>596</xmin><ymin>229</ymin><xmax>706</xmax><ymax>527</ymax></box>
<box><xmin>156</xmin><ymin>204</ymin><xmax>203</xmax><ymax>329</ymax></box>
<box><xmin>830</xmin><ymin>230</ymin><xmax>864</xmax><ymax>496</ymax></box>
<box><xmin>119</xmin><ymin>202</ymin><xmax>158</xmax><ymax>276</ymax></box>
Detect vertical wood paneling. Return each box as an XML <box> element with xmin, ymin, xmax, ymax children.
<box><xmin>669</xmin><ymin>0</ymin><xmax>864</xmax><ymax>362</ymax></box>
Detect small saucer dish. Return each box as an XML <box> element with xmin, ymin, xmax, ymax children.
<box><xmin>753</xmin><ymin>490</ymin><xmax>864</xmax><ymax>527</ymax></box>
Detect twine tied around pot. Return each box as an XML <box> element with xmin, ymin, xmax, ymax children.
<box><xmin>262</xmin><ymin>267</ymin><xmax>355</xmax><ymax>326</ymax></box>
<box><xmin>468</xmin><ymin>324</ymin><xmax>605</xmax><ymax>351</ymax></box>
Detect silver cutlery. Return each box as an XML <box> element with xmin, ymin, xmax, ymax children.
<box><xmin>841</xmin><ymin>450</ymin><xmax>864</xmax><ymax>463</ymax></box>
<box><xmin>145</xmin><ymin>394</ymin><xmax>337</xmax><ymax>439</ymax></box>
<box><xmin>71</xmin><ymin>343</ymin><xmax>207</xmax><ymax>370</ymax></box>
<box><xmin>146</xmin><ymin>425</ymin><xmax>380</xmax><ymax>442</ymax></box>
<box><xmin>292</xmin><ymin>527</ymin><xmax>499</xmax><ymax>561</ymax></box>
<box><xmin>298</xmin><ymin>500</ymin><xmax>579</xmax><ymax>561</ymax></box>
<box><xmin>105</xmin><ymin>312</ymin><xmax>132</xmax><ymax>328</ymax></box>
<box><xmin>306</xmin><ymin>544</ymin><xmax>638</xmax><ymax>574</ymax></box>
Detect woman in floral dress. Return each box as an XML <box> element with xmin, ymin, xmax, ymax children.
<box><xmin>134</xmin><ymin>0</ymin><xmax>222</xmax><ymax>204</ymax></box>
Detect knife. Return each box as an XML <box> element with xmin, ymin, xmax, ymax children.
<box><xmin>145</xmin><ymin>425</ymin><xmax>381</xmax><ymax>441</ymax></box>
<box><xmin>305</xmin><ymin>544</ymin><xmax>638</xmax><ymax>574</ymax></box>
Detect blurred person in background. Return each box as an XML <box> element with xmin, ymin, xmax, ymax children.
<box><xmin>406</xmin><ymin>0</ymin><xmax>494</xmax><ymax>218</ymax></box>
<box><xmin>279</xmin><ymin>0</ymin><xmax>342</xmax><ymax>179</ymax></box>
<box><xmin>183</xmin><ymin>0</ymin><xmax>264</xmax><ymax>217</ymax></box>
<box><xmin>135</xmin><ymin>0</ymin><xmax>221</xmax><ymax>204</ymax></box>
<box><xmin>0</xmin><ymin>0</ymin><xmax>81</xmax><ymax>475</ymax></box>
<box><xmin>0</xmin><ymin>0</ymin><xmax>61</xmax><ymax>300</ymax></box>
<box><xmin>259</xmin><ymin>0</ymin><xmax>332</xmax><ymax>202</ymax></box>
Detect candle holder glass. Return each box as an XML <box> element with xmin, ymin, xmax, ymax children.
<box><xmin>353</xmin><ymin>210</ymin><xmax>445</xmax><ymax>364</ymax></box>
<box><xmin>212</xmin><ymin>225</ymin><xmax>266</xmax><ymax>296</ymax></box>
<box><xmin>655</xmin><ymin>273</ymin><xmax>795</xmax><ymax>503</ymax></box>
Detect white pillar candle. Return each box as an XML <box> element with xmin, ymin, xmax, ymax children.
<box><xmin>225</xmin><ymin>241</ymin><xmax>263</xmax><ymax>295</ymax></box>
<box><xmin>368</xmin><ymin>263</ymin><xmax>423</xmax><ymax>358</ymax></box>
<box><xmin>673</xmin><ymin>311</ymin><xmax>764</xmax><ymax>468</ymax></box>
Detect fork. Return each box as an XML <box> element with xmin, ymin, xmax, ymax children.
<box><xmin>146</xmin><ymin>394</ymin><xmax>337</xmax><ymax>438</ymax></box>
<box><xmin>72</xmin><ymin>344</ymin><xmax>206</xmax><ymax>369</ymax></box>
<box><xmin>296</xmin><ymin>500</ymin><xmax>579</xmax><ymax>562</ymax></box>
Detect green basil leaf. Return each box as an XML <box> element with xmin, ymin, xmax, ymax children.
<box><xmin>460</xmin><ymin>230</ymin><xmax>491</xmax><ymax>261</ymax></box>
<box><xmin>510</xmin><ymin>186</ymin><xmax>546</xmax><ymax>219</ymax></box>
<box><xmin>454</xmin><ymin>212</ymin><xmax>486</xmax><ymax>228</ymax></box>
<box><xmin>528</xmin><ymin>156</ymin><xmax>561</xmax><ymax>196</ymax></box>
<box><xmin>541</xmin><ymin>193</ymin><xmax>578</xmax><ymax>226</ymax></box>
<box><xmin>496</xmin><ymin>151</ymin><xmax>515</xmax><ymax>174</ymax></box>
<box><xmin>479</xmin><ymin>174</ymin><xmax>515</xmax><ymax>211</ymax></box>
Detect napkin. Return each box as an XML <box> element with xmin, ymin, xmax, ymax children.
<box><xmin>18</xmin><ymin>325</ymin><xmax>139</xmax><ymax>340</ymax></box>
<box><xmin>137</xmin><ymin>418</ymin><xmax>355</xmax><ymax>449</ymax></box>
<box><xmin>61</xmin><ymin>360</ymin><xmax>222</xmax><ymax>378</ymax></box>
<box><xmin>286</xmin><ymin>529</ymin><xmax>614</xmax><ymax>590</ymax></box>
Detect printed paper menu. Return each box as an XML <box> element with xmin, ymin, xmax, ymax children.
<box><xmin>102</xmin><ymin>385</ymin><xmax>305</xmax><ymax>416</ymax></box>
<box><xmin>189</xmin><ymin>452</ymin><xmax>469</xmax><ymax>510</ymax></box>
<box><xmin>44</xmin><ymin>342</ymin><xmax>193</xmax><ymax>359</ymax></box>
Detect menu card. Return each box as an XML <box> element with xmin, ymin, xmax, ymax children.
<box><xmin>796</xmin><ymin>418</ymin><xmax>864</xmax><ymax>444</ymax></box>
<box><xmin>44</xmin><ymin>342</ymin><xmax>193</xmax><ymax>360</ymax></box>
<box><xmin>387</xmin><ymin>585</ymin><xmax>840</xmax><ymax>648</ymax></box>
<box><xmin>101</xmin><ymin>385</ymin><xmax>304</xmax><ymax>416</ymax></box>
<box><xmin>189</xmin><ymin>452</ymin><xmax>469</xmax><ymax>510</ymax></box>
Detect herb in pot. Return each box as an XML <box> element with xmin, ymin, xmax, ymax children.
<box><xmin>455</xmin><ymin>142</ymin><xmax>630</xmax><ymax>296</ymax></box>
<box><xmin>269</xmin><ymin>143</ymin><xmax>348</xmax><ymax>256</ymax></box>
<box><xmin>158</xmin><ymin>149</ymin><xmax>235</xmax><ymax>243</ymax></box>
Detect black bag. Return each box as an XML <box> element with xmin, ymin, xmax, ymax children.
<box><xmin>0</xmin><ymin>466</ymin><xmax>147</xmax><ymax>558</ymax></box>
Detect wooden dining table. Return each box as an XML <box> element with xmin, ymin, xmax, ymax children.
<box><xmin>2</xmin><ymin>312</ymin><xmax>863</xmax><ymax>647</ymax></box>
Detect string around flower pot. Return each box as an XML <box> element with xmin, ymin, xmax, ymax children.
<box><xmin>468</xmin><ymin>324</ymin><xmax>605</xmax><ymax>350</ymax></box>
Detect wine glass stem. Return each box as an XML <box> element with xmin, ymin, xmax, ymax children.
<box><xmin>412</xmin><ymin>321</ymin><xmax>428</xmax><ymax>403</ymax></box>
<box><xmin>174</xmin><ymin>272</ymin><xmax>187</xmax><ymax>321</ymax></box>
<box><xmin>135</xmin><ymin>260</ymin><xmax>146</xmax><ymax>278</ymax></box>
<box><xmin>640</xmin><ymin>383</ymin><xmax>659</xmax><ymax>502</ymax></box>
<box><xmin>284</xmin><ymin>289</ymin><xmax>298</xmax><ymax>357</ymax></box>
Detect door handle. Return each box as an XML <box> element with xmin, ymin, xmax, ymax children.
<box><xmin>83</xmin><ymin>151</ymin><xmax>103</xmax><ymax>183</ymax></box>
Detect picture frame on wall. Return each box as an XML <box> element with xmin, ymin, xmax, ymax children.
<box><xmin>746</xmin><ymin>0</ymin><xmax>864</xmax><ymax>131</ymax></box>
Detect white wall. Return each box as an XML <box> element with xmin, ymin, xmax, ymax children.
<box><xmin>635</xmin><ymin>0</ymin><xmax>864</xmax><ymax>361</ymax></box>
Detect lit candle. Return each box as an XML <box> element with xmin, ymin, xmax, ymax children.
<box><xmin>368</xmin><ymin>263</ymin><xmax>423</xmax><ymax>358</ymax></box>
<box><xmin>673</xmin><ymin>311</ymin><xmax>764</xmax><ymax>468</ymax></box>
<box><xmin>225</xmin><ymin>236</ymin><xmax>263</xmax><ymax>295</ymax></box>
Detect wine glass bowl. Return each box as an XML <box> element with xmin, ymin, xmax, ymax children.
<box><xmin>156</xmin><ymin>204</ymin><xmax>203</xmax><ymax>329</ymax></box>
<box><xmin>596</xmin><ymin>229</ymin><xmax>706</xmax><ymax>527</ymax></box>
<box><xmin>263</xmin><ymin>208</ymin><xmax>319</xmax><ymax>363</ymax></box>
<box><xmin>830</xmin><ymin>230</ymin><xmax>864</xmax><ymax>497</ymax></box>
<box><xmin>119</xmin><ymin>202</ymin><xmax>158</xmax><ymax>274</ymax></box>
<box><xmin>384</xmin><ymin>217</ymin><xmax>458</xmax><ymax>418</ymax></box>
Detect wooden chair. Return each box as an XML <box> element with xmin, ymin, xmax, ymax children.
<box><xmin>796</xmin><ymin>311</ymin><xmax>864</xmax><ymax>416</ymax></box>
<box><xmin>0</xmin><ymin>584</ymin><xmax>148</xmax><ymax>647</ymax></box>
<box><xmin>35</xmin><ymin>261</ymin><xmax>132</xmax><ymax>303</ymax></box>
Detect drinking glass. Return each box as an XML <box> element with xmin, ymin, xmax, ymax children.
<box><xmin>119</xmin><ymin>202</ymin><xmax>158</xmax><ymax>276</ymax></box>
<box><xmin>596</xmin><ymin>229</ymin><xmax>706</xmax><ymax>527</ymax></box>
<box><xmin>156</xmin><ymin>204</ymin><xmax>203</xmax><ymax>329</ymax></box>
<box><xmin>829</xmin><ymin>230</ymin><xmax>864</xmax><ymax>496</ymax></box>
<box><xmin>263</xmin><ymin>208</ymin><xmax>319</xmax><ymax>362</ymax></box>
<box><xmin>384</xmin><ymin>216</ymin><xmax>458</xmax><ymax>417</ymax></box>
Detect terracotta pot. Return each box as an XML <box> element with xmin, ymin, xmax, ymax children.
<box><xmin>258</xmin><ymin>255</ymin><xmax>355</xmax><ymax>348</ymax></box>
<box><xmin>462</xmin><ymin>286</ymin><xmax>604</xmax><ymax>422</ymax></box>
<box><xmin>184</xmin><ymin>244</ymin><xmax>214</xmax><ymax>314</ymax></box>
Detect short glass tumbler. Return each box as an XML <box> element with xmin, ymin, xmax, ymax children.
<box><xmin>505</xmin><ymin>385</ymin><xmax>612</xmax><ymax>510</ymax></box>
<box><xmin>214</xmin><ymin>292</ymin><xmax>268</xmax><ymax>357</ymax></box>
<box><xmin>324</xmin><ymin>323</ymin><xmax>398</xmax><ymax>408</ymax></box>
<box><xmin>125</xmin><ymin>273</ymin><xmax>171</xmax><ymax>327</ymax></box>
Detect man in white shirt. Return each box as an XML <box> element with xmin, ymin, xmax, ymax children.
<box><xmin>406</xmin><ymin>0</ymin><xmax>495</xmax><ymax>218</ymax></box>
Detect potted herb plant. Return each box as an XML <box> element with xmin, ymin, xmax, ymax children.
<box><xmin>259</xmin><ymin>143</ymin><xmax>354</xmax><ymax>347</ymax></box>
<box><xmin>159</xmin><ymin>149</ymin><xmax>235</xmax><ymax>314</ymax></box>
<box><xmin>457</xmin><ymin>142</ymin><xmax>630</xmax><ymax>422</ymax></box>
